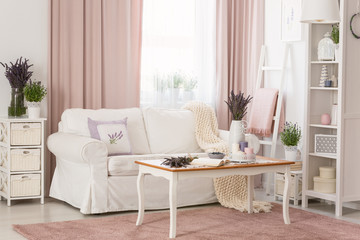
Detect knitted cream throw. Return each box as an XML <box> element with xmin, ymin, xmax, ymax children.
<box><xmin>183</xmin><ymin>101</ymin><xmax>271</xmax><ymax>213</ymax></box>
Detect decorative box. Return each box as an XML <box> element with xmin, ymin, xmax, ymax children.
<box><xmin>313</xmin><ymin>176</ymin><xmax>336</xmax><ymax>193</ymax></box>
<box><xmin>10</xmin><ymin>149</ymin><xmax>41</xmax><ymax>171</ymax></box>
<box><xmin>10</xmin><ymin>123</ymin><xmax>41</xmax><ymax>146</ymax></box>
<box><xmin>10</xmin><ymin>174</ymin><xmax>41</xmax><ymax>197</ymax></box>
<box><xmin>314</xmin><ymin>134</ymin><xmax>337</xmax><ymax>154</ymax></box>
<box><xmin>319</xmin><ymin>166</ymin><xmax>336</xmax><ymax>179</ymax></box>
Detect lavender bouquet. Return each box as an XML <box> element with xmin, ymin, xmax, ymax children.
<box><xmin>225</xmin><ymin>90</ymin><xmax>253</xmax><ymax>120</ymax></box>
<box><xmin>0</xmin><ymin>57</ymin><xmax>33</xmax><ymax>89</ymax></box>
<box><xmin>0</xmin><ymin>57</ymin><xmax>33</xmax><ymax>116</ymax></box>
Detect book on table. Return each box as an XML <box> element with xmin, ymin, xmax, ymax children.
<box><xmin>190</xmin><ymin>158</ymin><xmax>230</xmax><ymax>167</ymax></box>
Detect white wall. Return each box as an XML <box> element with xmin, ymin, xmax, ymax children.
<box><xmin>264</xmin><ymin>0</ymin><xmax>307</xmax><ymax>190</ymax></box>
<box><xmin>0</xmin><ymin>0</ymin><xmax>48</xmax><ymax>117</ymax></box>
<box><xmin>264</xmin><ymin>0</ymin><xmax>306</xmax><ymax>155</ymax></box>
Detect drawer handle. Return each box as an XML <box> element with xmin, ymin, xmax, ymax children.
<box><xmin>20</xmin><ymin>176</ymin><xmax>30</xmax><ymax>181</ymax></box>
<box><xmin>23</xmin><ymin>151</ymin><xmax>30</xmax><ymax>155</ymax></box>
<box><xmin>23</xmin><ymin>125</ymin><xmax>30</xmax><ymax>129</ymax></box>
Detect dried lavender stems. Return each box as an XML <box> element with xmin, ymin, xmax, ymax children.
<box><xmin>0</xmin><ymin>57</ymin><xmax>33</xmax><ymax>89</ymax></box>
<box><xmin>225</xmin><ymin>90</ymin><xmax>253</xmax><ymax>120</ymax></box>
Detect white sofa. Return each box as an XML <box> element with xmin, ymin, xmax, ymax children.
<box><xmin>48</xmin><ymin>107</ymin><xmax>228</xmax><ymax>214</ymax></box>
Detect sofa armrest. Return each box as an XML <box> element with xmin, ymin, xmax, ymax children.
<box><xmin>218</xmin><ymin>129</ymin><xmax>229</xmax><ymax>142</ymax></box>
<box><xmin>47</xmin><ymin>132</ymin><xmax>108</xmax><ymax>164</ymax></box>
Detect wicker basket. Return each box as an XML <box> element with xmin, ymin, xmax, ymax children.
<box><xmin>276</xmin><ymin>173</ymin><xmax>301</xmax><ymax>198</ymax></box>
<box><xmin>10</xmin><ymin>149</ymin><xmax>40</xmax><ymax>171</ymax></box>
<box><xmin>10</xmin><ymin>123</ymin><xmax>41</xmax><ymax>146</ymax></box>
<box><xmin>10</xmin><ymin>174</ymin><xmax>40</xmax><ymax>197</ymax></box>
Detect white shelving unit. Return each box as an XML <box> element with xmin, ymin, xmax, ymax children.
<box><xmin>0</xmin><ymin>117</ymin><xmax>46</xmax><ymax>206</ymax></box>
<box><xmin>303</xmin><ymin>0</ymin><xmax>360</xmax><ymax>216</ymax></box>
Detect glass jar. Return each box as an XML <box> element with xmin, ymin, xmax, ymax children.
<box><xmin>8</xmin><ymin>88</ymin><xmax>27</xmax><ymax>117</ymax></box>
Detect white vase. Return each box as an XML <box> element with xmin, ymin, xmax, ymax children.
<box><xmin>334</xmin><ymin>44</ymin><xmax>340</xmax><ymax>61</ymax></box>
<box><xmin>331</xmin><ymin>104</ymin><xmax>338</xmax><ymax>125</ymax></box>
<box><xmin>27</xmin><ymin>102</ymin><xmax>41</xmax><ymax>119</ymax></box>
<box><xmin>229</xmin><ymin>120</ymin><xmax>246</xmax><ymax>152</ymax></box>
<box><xmin>284</xmin><ymin>145</ymin><xmax>297</xmax><ymax>161</ymax></box>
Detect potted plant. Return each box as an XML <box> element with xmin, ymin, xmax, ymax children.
<box><xmin>280</xmin><ymin>122</ymin><xmax>302</xmax><ymax>161</ymax></box>
<box><xmin>183</xmin><ymin>77</ymin><xmax>197</xmax><ymax>102</ymax></box>
<box><xmin>0</xmin><ymin>57</ymin><xmax>33</xmax><ymax>117</ymax></box>
<box><xmin>24</xmin><ymin>81</ymin><xmax>47</xmax><ymax>119</ymax></box>
<box><xmin>331</xmin><ymin>24</ymin><xmax>340</xmax><ymax>61</ymax></box>
<box><xmin>225</xmin><ymin>90</ymin><xmax>253</xmax><ymax>147</ymax></box>
<box><xmin>169</xmin><ymin>71</ymin><xmax>184</xmax><ymax>104</ymax></box>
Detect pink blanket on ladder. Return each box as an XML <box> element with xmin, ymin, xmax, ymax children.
<box><xmin>247</xmin><ymin>88</ymin><xmax>284</xmax><ymax>137</ymax></box>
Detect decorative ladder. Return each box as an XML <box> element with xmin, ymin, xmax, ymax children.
<box><xmin>255</xmin><ymin>43</ymin><xmax>290</xmax><ymax>195</ymax></box>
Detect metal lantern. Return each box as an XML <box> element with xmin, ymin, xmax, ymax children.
<box><xmin>318</xmin><ymin>32</ymin><xmax>335</xmax><ymax>61</ymax></box>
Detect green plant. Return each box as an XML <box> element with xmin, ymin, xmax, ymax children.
<box><xmin>184</xmin><ymin>78</ymin><xmax>197</xmax><ymax>91</ymax></box>
<box><xmin>24</xmin><ymin>81</ymin><xmax>47</xmax><ymax>102</ymax></box>
<box><xmin>280</xmin><ymin>122</ymin><xmax>302</xmax><ymax>146</ymax></box>
<box><xmin>331</xmin><ymin>24</ymin><xmax>339</xmax><ymax>44</ymax></box>
<box><xmin>172</xmin><ymin>72</ymin><xmax>184</xmax><ymax>88</ymax></box>
<box><xmin>224</xmin><ymin>90</ymin><xmax>253</xmax><ymax>120</ymax></box>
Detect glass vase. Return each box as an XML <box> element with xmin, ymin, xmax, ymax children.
<box><xmin>8</xmin><ymin>88</ymin><xmax>27</xmax><ymax>117</ymax></box>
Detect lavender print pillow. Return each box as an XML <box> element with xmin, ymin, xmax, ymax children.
<box><xmin>88</xmin><ymin>118</ymin><xmax>132</xmax><ymax>156</ymax></box>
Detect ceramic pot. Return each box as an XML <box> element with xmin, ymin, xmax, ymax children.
<box><xmin>27</xmin><ymin>102</ymin><xmax>41</xmax><ymax>119</ymax></box>
<box><xmin>229</xmin><ymin>120</ymin><xmax>246</xmax><ymax>152</ymax></box>
<box><xmin>284</xmin><ymin>145</ymin><xmax>297</xmax><ymax>161</ymax></box>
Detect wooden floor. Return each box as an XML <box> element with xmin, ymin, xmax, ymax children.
<box><xmin>2</xmin><ymin>189</ymin><xmax>360</xmax><ymax>240</ymax></box>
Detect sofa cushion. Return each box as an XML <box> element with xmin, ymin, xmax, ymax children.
<box><xmin>88</xmin><ymin>118</ymin><xmax>132</xmax><ymax>156</ymax></box>
<box><xmin>142</xmin><ymin>108</ymin><xmax>202</xmax><ymax>154</ymax></box>
<box><xmin>108</xmin><ymin>153</ymin><xmax>207</xmax><ymax>176</ymax></box>
<box><xmin>61</xmin><ymin>108</ymin><xmax>151</xmax><ymax>154</ymax></box>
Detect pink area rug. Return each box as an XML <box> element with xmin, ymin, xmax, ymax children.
<box><xmin>13</xmin><ymin>203</ymin><xmax>360</xmax><ymax>240</ymax></box>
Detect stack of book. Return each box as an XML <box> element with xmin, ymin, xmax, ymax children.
<box><xmin>290</xmin><ymin>161</ymin><xmax>302</xmax><ymax>171</ymax></box>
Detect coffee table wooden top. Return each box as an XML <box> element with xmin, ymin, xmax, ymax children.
<box><xmin>135</xmin><ymin>155</ymin><xmax>295</xmax><ymax>172</ymax></box>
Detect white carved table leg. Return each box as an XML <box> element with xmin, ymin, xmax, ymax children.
<box><xmin>283</xmin><ymin>166</ymin><xmax>290</xmax><ymax>224</ymax></box>
<box><xmin>169</xmin><ymin>173</ymin><xmax>178</xmax><ymax>238</ymax></box>
<box><xmin>136</xmin><ymin>170</ymin><xmax>145</xmax><ymax>226</ymax></box>
<box><xmin>247</xmin><ymin>175</ymin><xmax>254</xmax><ymax>213</ymax></box>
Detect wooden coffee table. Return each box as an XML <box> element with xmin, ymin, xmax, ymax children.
<box><xmin>135</xmin><ymin>156</ymin><xmax>294</xmax><ymax>238</ymax></box>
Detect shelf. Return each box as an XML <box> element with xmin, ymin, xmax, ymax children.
<box><xmin>310</xmin><ymin>87</ymin><xmax>338</xmax><ymax>91</ymax></box>
<box><xmin>309</xmin><ymin>124</ymin><xmax>338</xmax><ymax>129</ymax></box>
<box><xmin>309</xmin><ymin>153</ymin><xmax>337</xmax><ymax>159</ymax></box>
<box><xmin>10</xmin><ymin>170</ymin><xmax>42</xmax><ymax>174</ymax></box>
<box><xmin>311</xmin><ymin>60</ymin><xmax>338</xmax><ymax>64</ymax></box>
<box><xmin>305</xmin><ymin>190</ymin><xmax>336</xmax><ymax>201</ymax></box>
<box><xmin>8</xmin><ymin>146</ymin><xmax>42</xmax><ymax>149</ymax></box>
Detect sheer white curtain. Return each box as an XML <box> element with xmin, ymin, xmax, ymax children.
<box><xmin>140</xmin><ymin>0</ymin><xmax>216</xmax><ymax>108</ymax></box>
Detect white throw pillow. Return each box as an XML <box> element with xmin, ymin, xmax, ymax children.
<box><xmin>88</xmin><ymin>118</ymin><xmax>132</xmax><ymax>156</ymax></box>
<box><xmin>142</xmin><ymin>107</ymin><xmax>202</xmax><ymax>154</ymax></box>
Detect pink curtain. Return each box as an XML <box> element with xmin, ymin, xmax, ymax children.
<box><xmin>215</xmin><ymin>0</ymin><xmax>264</xmax><ymax>130</ymax></box>
<box><xmin>47</xmin><ymin>0</ymin><xmax>143</xmax><ymax>191</ymax></box>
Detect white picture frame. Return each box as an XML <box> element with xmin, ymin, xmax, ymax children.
<box><xmin>281</xmin><ymin>0</ymin><xmax>302</xmax><ymax>42</ymax></box>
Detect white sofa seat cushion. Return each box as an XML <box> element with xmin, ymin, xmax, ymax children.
<box><xmin>60</xmin><ymin>108</ymin><xmax>151</xmax><ymax>155</ymax></box>
<box><xmin>108</xmin><ymin>152</ymin><xmax>207</xmax><ymax>176</ymax></box>
<box><xmin>142</xmin><ymin>107</ymin><xmax>203</xmax><ymax>154</ymax></box>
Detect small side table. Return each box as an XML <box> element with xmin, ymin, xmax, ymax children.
<box><xmin>275</xmin><ymin>170</ymin><xmax>302</xmax><ymax>206</ymax></box>
<box><xmin>0</xmin><ymin>117</ymin><xmax>46</xmax><ymax>206</ymax></box>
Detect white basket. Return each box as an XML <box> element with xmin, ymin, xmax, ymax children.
<box><xmin>10</xmin><ymin>149</ymin><xmax>41</xmax><ymax>171</ymax></box>
<box><xmin>10</xmin><ymin>123</ymin><xmax>41</xmax><ymax>146</ymax></box>
<box><xmin>10</xmin><ymin>174</ymin><xmax>40</xmax><ymax>197</ymax></box>
<box><xmin>276</xmin><ymin>173</ymin><xmax>302</xmax><ymax>198</ymax></box>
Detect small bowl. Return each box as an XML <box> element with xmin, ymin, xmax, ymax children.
<box><xmin>208</xmin><ymin>152</ymin><xmax>225</xmax><ymax>159</ymax></box>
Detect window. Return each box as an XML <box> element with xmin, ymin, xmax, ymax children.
<box><xmin>140</xmin><ymin>0</ymin><xmax>216</xmax><ymax>108</ymax></box>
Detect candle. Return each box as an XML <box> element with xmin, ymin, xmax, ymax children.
<box><xmin>239</xmin><ymin>141</ymin><xmax>248</xmax><ymax>152</ymax></box>
<box><xmin>244</xmin><ymin>147</ymin><xmax>254</xmax><ymax>155</ymax></box>
<box><xmin>232</xmin><ymin>143</ymin><xmax>240</xmax><ymax>153</ymax></box>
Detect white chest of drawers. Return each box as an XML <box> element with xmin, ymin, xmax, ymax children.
<box><xmin>0</xmin><ymin>117</ymin><xmax>46</xmax><ymax>206</ymax></box>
